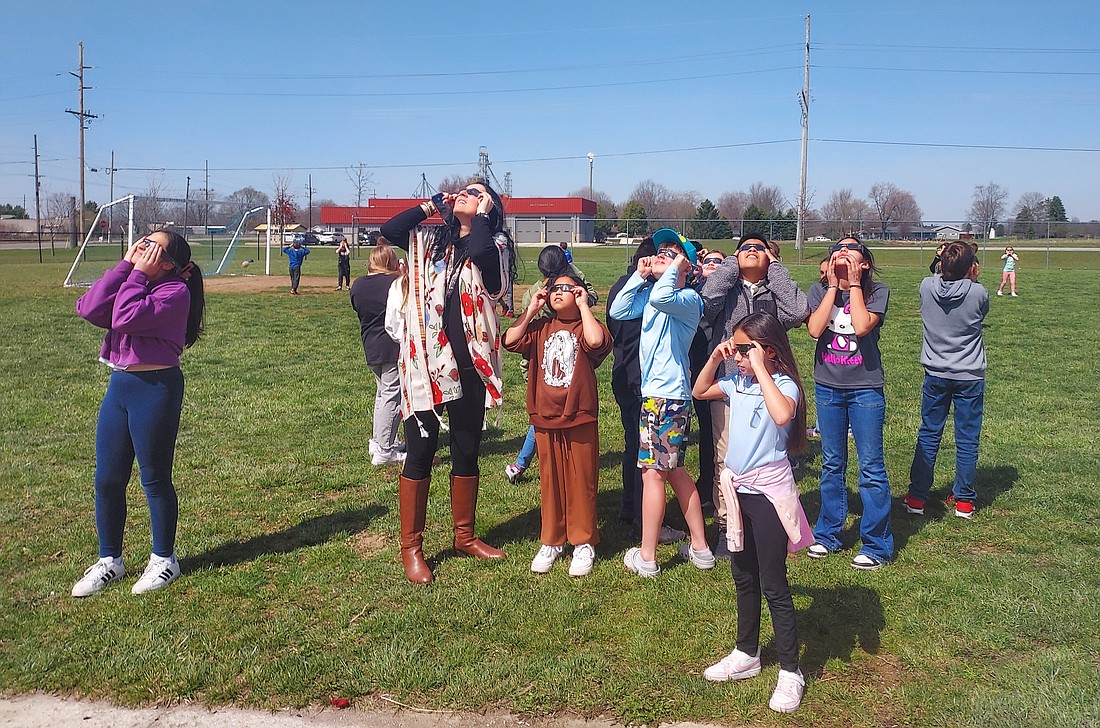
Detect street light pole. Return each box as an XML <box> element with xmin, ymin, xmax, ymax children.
<box><xmin>587</xmin><ymin>152</ymin><xmax>594</xmax><ymax>200</ymax></box>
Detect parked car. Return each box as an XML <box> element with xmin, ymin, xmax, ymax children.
<box><xmin>315</xmin><ymin>231</ymin><xmax>347</xmax><ymax>245</ymax></box>
<box><xmin>810</xmin><ymin>235</ymin><xmax>832</xmax><ymax>242</ymax></box>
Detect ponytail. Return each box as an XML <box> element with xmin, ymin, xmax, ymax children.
<box><xmin>161</xmin><ymin>229</ymin><xmax>206</xmax><ymax>347</ymax></box>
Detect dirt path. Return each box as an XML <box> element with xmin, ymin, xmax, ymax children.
<box><xmin>0</xmin><ymin>695</ymin><xmax>728</xmax><ymax>728</ymax></box>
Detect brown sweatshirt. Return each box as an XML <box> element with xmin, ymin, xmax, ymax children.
<box><xmin>504</xmin><ymin>315</ymin><xmax>612</xmax><ymax>429</ymax></box>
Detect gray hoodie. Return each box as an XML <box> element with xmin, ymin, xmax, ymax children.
<box><xmin>919</xmin><ymin>274</ymin><xmax>989</xmax><ymax>381</ymax></box>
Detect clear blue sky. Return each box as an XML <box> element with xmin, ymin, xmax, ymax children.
<box><xmin>2</xmin><ymin>0</ymin><xmax>1098</xmax><ymax>222</ymax></box>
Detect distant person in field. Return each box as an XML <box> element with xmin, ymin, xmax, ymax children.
<box><xmin>336</xmin><ymin>237</ymin><xmax>352</xmax><ymax>291</ymax></box>
<box><xmin>350</xmin><ymin>245</ymin><xmax>405</xmax><ymax>466</ymax></box>
<box><xmin>997</xmin><ymin>246</ymin><xmax>1019</xmax><ymax>296</ymax></box>
<box><xmin>805</xmin><ymin>237</ymin><xmax>893</xmax><ymax>571</ymax></box>
<box><xmin>380</xmin><ymin>179</ymin><xmax>516</xmax><ymax>584</ymax></box>
<box><xmin>503</xmin><ymin>271</ymin><xmax>612</xmax><ymax>577</ymax></box>
<box><xmin>282</xmin><ymin>236</ymin><xmax>309</xmax><ymax>295</ymax></box>
<box><xmin>701</xmin><ymin>234</ymin><xmax>807</xmax><ymax>560</ymax></box>
<box><xmin>904</xmin><ymin>241</ymin><xmax>988</xmax><ymax>520</ymax></box>
<box><xmin>71</xmin><ymin>230</ymin><xmax>205</xmax><ymax>597</ymax></box>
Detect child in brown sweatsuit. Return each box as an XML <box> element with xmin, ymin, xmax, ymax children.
<box><xmin>503</xmin><ymin>272</ymin><xmax>613</xmax><ymax>577</ymax></box>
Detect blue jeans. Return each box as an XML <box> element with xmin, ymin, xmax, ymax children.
<box><xmin>813</xmin><ymin>384</ymin><xmax>893</xmax><ymax>563</ymax></box>
<box><xmin>908</xmin><ymin>375</ymin><xmax>984</xmax><ymax>504</ymax></box>
<box><xmin>94</xmin><ymin>368</ymin><xmax>185</xmax><ymax>559</ymax></box>
<box><xmin>515</xmin><ymin>425</ymin><xmax>536</xmax><ymax>469</ymax></box>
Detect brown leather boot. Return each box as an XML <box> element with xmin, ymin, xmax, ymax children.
<box><xmin>450</xmin><ymin>474</ymin><xmax>506</xmax><ymax>559</ymax></box>
<box><xmin>398</xmin><ymin>475</ymin><xmax>433</xmax><ymax>584</ymax></box>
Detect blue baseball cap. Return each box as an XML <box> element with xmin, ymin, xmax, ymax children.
<box><xmin>651</xmin><ymin>228</ymin><xmax>697</xmax><ymax>263</ymax></box>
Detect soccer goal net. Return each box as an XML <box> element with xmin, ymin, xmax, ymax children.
<box><xmin>63</xmin><ymin>195</ymin><xmax>271</xmax><ymax>287</ymax></box>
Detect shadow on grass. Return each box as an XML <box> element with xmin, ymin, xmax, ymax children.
<box><xmin>180</xmin><ymin>504</ymin><xmax>387</xmax><ymax>572</ymax></box>
<box><xmin>794</xmin><ymin>583</ymin><xmax>885</xmax><ymax>679</ymax></box>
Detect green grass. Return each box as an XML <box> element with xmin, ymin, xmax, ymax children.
<box><xmin>1</xmin><ymin>248</ymin><xmax>1099</xmax><ymax>727</ymax></box>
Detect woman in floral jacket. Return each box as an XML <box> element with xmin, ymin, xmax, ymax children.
<box><xmin>379</xmin><ymin>179</ymin><xmax>516</xmax><ymax>584</ymax></box>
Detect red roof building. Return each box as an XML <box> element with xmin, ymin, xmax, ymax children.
<box><xmin>320</xmin><ymin>197</ymin><xmax>597</xmax><ymax>244</ymax></box>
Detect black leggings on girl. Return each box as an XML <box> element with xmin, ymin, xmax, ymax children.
<box><xmin>401</xmin><ymin>369</ymin><xmax>486</xmax><ymax>480</ymax></box>
<box><xmin>730</xmin><ymin>492</ymin><xmax>800</xmax><ymax>672</ymax></box>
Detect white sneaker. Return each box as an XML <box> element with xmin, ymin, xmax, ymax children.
<box><xmin>131</xmin><ymin>554</ymin><xmax>180</xmax><ymax>594</ymax></box>
<box><xmin>71</xmin><ymin>557</ymin><xmax>125</xmax><ymax>598</ymax></box>
<box><xmin>703</xmin><ymin>648</ymin><xmax>761</xmax><ymax>682</ymax></box>
<box><xmin>1011</xmin><ymin>292</ymin><xmax>1018</xmax><ymax>297</ymax></box>
<box><xmin>371</xmin><ymin>448</ymin><xmax>406</xmax><ymax>466</ymax></box>
<box><xmin>504</xmin><ymin>464</ymin><xmax>525</xmax><ymax>484</ymax></box>
<box><xmin>658</xmin><ymin>524</ymin><xmax>686</xmax><ymax>545</ymax></box>
<box><xmin>623</xmin><ymin>547</ymin><xmax>661</xmax><ymax>577</ymax></box>
<box><xmin>568</xmin><ymin>544</ymin><xmax>596</xmax><ymax>577</ymax></box>
<box><xmin>997</xmin><ymin>290</ymin><xmax>1003</xmax><ymax>296</ymax></box>
<box><xmin>368</xmin><ymin>439</ymin><xmax>380</xmax><ymax>457</ymax></box>
<box><xmin>768</xmin><ymin>669</ymin><xmax>805</xmax><ymax>713</ymax></box>
<box><xmin>530</xmin><ymin>544</ymin><xmax>563</xmax><ymax>574</ymax></box>
<box><xmin>807</xmin><ymin>543</ymin><xmax>831</xmax><ymax>559</ymax></box>
<box><xmin>678</xmin><ymin>543</ymin><xmax>716</xmax><ymax>570</ymax></box>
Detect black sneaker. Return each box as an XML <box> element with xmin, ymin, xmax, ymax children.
<box><xmin>713</xmin><ymin>527</ymin><xmax>733</xmax><ymax>560</ymax></box>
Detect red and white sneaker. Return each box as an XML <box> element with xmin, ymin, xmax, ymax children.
<box><xmin>902</xmin><ymin>494</ymin><xmax>925</xmax><ymax>515</ymax></box>
<box><xmin>947</xmin><ymin>495</ymin><xmax>975</xmax><ymax>519</ymax></box>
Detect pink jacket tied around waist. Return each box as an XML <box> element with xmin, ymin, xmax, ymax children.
<box><xmin>719</xmin><ymin>459</ymin><xmax>814</xmax><ymax>554</ymax></box>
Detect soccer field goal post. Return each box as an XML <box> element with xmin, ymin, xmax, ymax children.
<box><xmin>64</xmin><ymin>196</ymin><xmax>274</xmax><ymax>287</ymax></box>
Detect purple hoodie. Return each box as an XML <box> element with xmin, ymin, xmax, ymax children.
<box><xmin>76</xmin><ymin>260</ymin><xmax>190</xmax><ymax>368</ymax></box>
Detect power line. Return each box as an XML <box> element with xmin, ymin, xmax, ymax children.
<box><xmin>815</xmin><ymin>64</ymin><xmax>1100</xmax><ymax>77</ymax></box>
<box><xmin>817</xmin><ymin>138</ymin><xmax>1100</xmax><ymax>153</ymax></box>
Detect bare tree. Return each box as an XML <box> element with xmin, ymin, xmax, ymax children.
<box><xmin>225</xmin><ymin>186</ymin><xmax>271</xmax><ymax>227</ymax></box>
<box><xmin>272</xmin><ymin>173</ymin><xmax>298</xmax><ymax>240</ymax></box>
<box><xmin>968</xmin><ymin>182</ymin><xmax>1009</xmax><ymax>239</ymax></box>
<box><xmin>438</xmin><ymin>173</ymin><xmax>472</xmax><ymax>194</ymax></box>
<box><xmin>134</xmin><ymin>176</ymin><xmax>167</xmax><ymax>234</ymax></box>
<box><xmin>716</xmin><ymin>191</ymin><xmax>749</xmax><ymax>223</ymax></box>
<box><xmin>868</xmin><ymin>182</ymin><xmax>921</xmax><ymax>239</ymax></box>
<box><xmin>346</xmin><ymin>163</ymin><xmax>374</xmax><ymax>242</ymax></box>
<box><xmin>664</xmin><ymin>190</ymin><xmax>702</xmax><ymax>226</ymax></box>
<box><xmin>629</xmin><ymin>180</ymin><xmax>673</xmax><ymax>224</ymax></box>
<box><xmin>44</xmin><ymin>192</ymin><xmax>74</xmax><ymax>239</ymax></box>
<box><xmin>747</xmin><ymin>182</ymin><xmax>786</xmax><ymax>214</ymax></box>
<box><xmin>821</xmin><ymin>188</ymin><xmax>863</xmax><ymax>237</ymax></box>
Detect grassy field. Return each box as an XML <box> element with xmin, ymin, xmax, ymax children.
<box><xmin>1</xmin><ymin>247</ymin><xmax>1098</xmax><ymax>727</ymax></box>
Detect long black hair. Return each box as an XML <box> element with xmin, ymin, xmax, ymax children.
<box><xmin>736</xmin><ymin>312</ymin><xmax>807</xmax><ymax>456</ymax></box>
<box><xmin>161</xmin><ymin>230</ymin><xmax>205</xmax><ymax>347</ymax></box>
<box><xmin>429</xmin><ymin>178</ymin><xmax>518</xmax><ymax>289</ymax></box>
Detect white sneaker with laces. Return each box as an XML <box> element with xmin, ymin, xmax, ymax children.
<box><xmin>371</xmin><ymin>448</ymin><xmax>406</xmax><ymax>466</ymax></box>
<box><xmin>530</xmin><ymin>544</ymin><xmax>563</xmax><ymax>573</ymax></box>
<box><xmin>678</xmin><ymin>543</ymin><xmax>716</xmax><ymax>569</ymax></box>
<box><xmin>658</xmin><ymin>524</ymin><xmax>686</xmax><ymax>545</ymax></box>
<box><xmin>504</xmin><ymin>464</ymin><xmax>525</xmax><ymax>484</ymax></box>
<box><xmin>623</xmin><ymin>547</ymin><xmax>661</xmax><ymax>577</ymax></box>
<box><xmin>703</xmin><ymin>648</ymin><xmax>761</xmax><ymax>682</ymax></box>
<box><xmin>768</xmin><ymin>668</ymin><xmax>805</xmax><ymax>713</ymax></box>
<box><xmin>71</xmin><ymin>557</ymin><xmax>125</xmax><ymax>598</ymax></box>
<box><xmin>568</xmin><ymin>544</ymin><xmax>596</xmax><ymax>577</ymax></box>
<box><xmin>131</xmin><ymin>554</ymin><xmax>180</xmax><ymax>594</ymax></box>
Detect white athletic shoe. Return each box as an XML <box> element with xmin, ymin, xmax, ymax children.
<box><xmin>530</xmin><ymin>544</ymin><xmax>563</xmax><ymax>574</ymax></box>
<box><xmin>131</xmin><ymin>554</ymin><xmax>180</xmax><ymax>594</ymax></box>
<box><xmin>703</xmin><ymin>648</ymin><xmax>762</xmax><ymax>682</ymax></box>
<box><xmin>568</xmin><ymin>544</ymin><xmax>596</xmax><ymax>577</ymax></box>
<box><xmin>71</xmin><ymin>557</ymin><xmax>125</xmax><ymax>598</ymax></box>
<box><xmin>768</xmin><ymin>669</ymin><xmax>805</xmax><ymax>713</ymax></box>
<box><xmin>371</xmin><ymin>449</ymin><xmax>406</xmax><ymax>466</ymax></box>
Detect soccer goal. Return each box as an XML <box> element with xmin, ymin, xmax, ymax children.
<box><xmin>63</xmin><ymin>196</ymin><xmax>272</xmax><ymax>287</ymax></box>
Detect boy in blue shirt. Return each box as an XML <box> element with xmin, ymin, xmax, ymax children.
<box><xmin>609</xmin><ymin>228</ymin><xmax>716</xmax><ymax>577</ymax></box>
<box><xmin>282</xmin><ymin>237</ymin><xmax>310</xmax><ymax>295</ymax></box>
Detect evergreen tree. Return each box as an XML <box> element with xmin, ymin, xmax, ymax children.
<box><xmin>689</xmin><ymin>199</ymin><xmax>732</xmax><ymax>240</ymax></box>
<box><xmin>742</xmin><ymin>204</ymin><xmax>768</xmax><ymax>238</ymax></box>
<box><xmin>0</xmin><ymin>204</ymin><xmax>28</xmax><ymax>218</ymax></box>
<box><xmin>618</xmin><ymin>200</ymin><xmax>648</xmax><ymax>235</ymax></box>
<box><xmin>1047</xmin><ymin>195</ymin><xmax>1067</xmax><ymax>222</ymax></box>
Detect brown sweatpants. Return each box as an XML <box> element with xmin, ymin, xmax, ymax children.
<box><xmin>534</xmin><ymin>421</ymin><xmax>600</xmax><ymax>547</ymax></box>
<box><xmin>711</xmin><ymin>398</ymin><xmax>731</xmax><ymax>527</ymax></box>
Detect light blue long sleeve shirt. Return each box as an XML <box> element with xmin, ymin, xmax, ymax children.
<box><xmin>608</xmin><ymin>262</ymin><xmax>702</xmax><ymax>400</ymax></box>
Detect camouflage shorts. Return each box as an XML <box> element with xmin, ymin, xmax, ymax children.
<box><xmin>638</xmin><ymin>397</ymin><xmax>693</xmax><ymax>471</ymax></box>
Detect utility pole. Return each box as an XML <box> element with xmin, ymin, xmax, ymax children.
<box><xmin>34</xmin><ymin>135</ymin><xmax>43</xmax><ymax>262</ymax></box>
<box><xmin>184</xmin><ymin>176</ymin><xmax>191</xmax><ymax>239</ymax></box>
<box><xmin>65</xmin><ymin>42</ymin><xmax>96</xmax><ymax>246</ymax></box>
<box><xmin>205</xmin><ymin>159</ymin><xmax>210</xmax><ymax>236</ymax></box>
<box><xmin>795</xmin><ymin>14</ymin><xmax>810</xmax><ymax>264</ymax></box>
<box><xmin>306</xmin><ymin>174</ymin><xmax>314</xmax><ymax>228</ymax></box>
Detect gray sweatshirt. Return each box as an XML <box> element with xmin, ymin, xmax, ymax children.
<box><xmin>919</xmin><ymin>274</ymin><xmax>989</xmax><ymax>381</ymax></box>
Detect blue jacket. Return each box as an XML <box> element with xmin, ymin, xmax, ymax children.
<box><xmin>283</xmin><ymin>246</ymin><xmax>309</xmax><ymax>268</ymax></box>
<box><xmin>608</xmin><ymin>262</ymin><xmax>702</xmax><ymax>400</ymax></box>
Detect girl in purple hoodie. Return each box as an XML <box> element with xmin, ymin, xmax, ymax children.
<box><xmin>71</xmin><ymin>230</ymin><xmax>205</xmax><ymax>597</ymax></box>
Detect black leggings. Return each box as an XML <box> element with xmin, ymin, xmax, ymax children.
<box><xmin>730</xmin><ymin>492</ymin><xmax>800</xmax><ymax>672</ymax></box>
<box><xmin>401</xmin><ymin>369</ymin><xmax>485</xmax><ymax>480</ymax></box>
